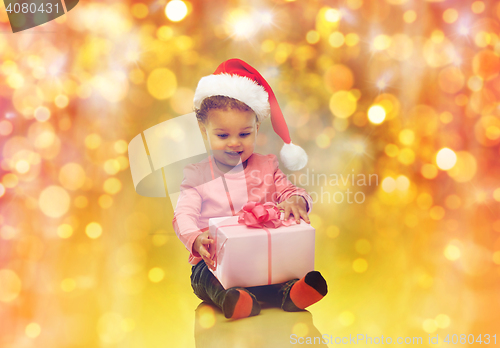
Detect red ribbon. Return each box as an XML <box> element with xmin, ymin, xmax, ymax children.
<box><xmin>237</xmin><ymin>201</ymin><xmax>295</xmax><ymax>228</ymax></box>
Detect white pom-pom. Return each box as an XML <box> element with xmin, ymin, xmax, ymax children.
<box><xmin>280</xmin><ymin>142</ymin><xmax>308</xmax><ymax>171</ymax></box>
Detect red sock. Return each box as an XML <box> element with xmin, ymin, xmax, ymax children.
<box><xmin>223</xmin><ymin>289</ymin><xmax>260</xmax><ymax>319</ymax></box>
<box><xmin>289</xmin><ymin>271</ymin><xmax>327</xmax><ymax>310</ymax></box>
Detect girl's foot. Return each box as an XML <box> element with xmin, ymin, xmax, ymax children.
<box><xmin>222</xmin><ymin>288</ymin><xmax>261</xmax><ymax>319</ymax></box>
<box><xmin>281</xmin><ymin>271</ymin><xmax>328</xmax><ymax>312</ymax></box>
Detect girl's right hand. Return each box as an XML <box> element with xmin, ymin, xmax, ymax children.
<box><xmin>193</xmin><ymin>231</ymin><xmax>215</xmax><ymax>271</ymax></box>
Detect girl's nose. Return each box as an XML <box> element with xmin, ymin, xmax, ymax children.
<box><xmin>228</xmin><ymin>137</ymin><xmax>241</xmax><ymax>147</ymax></box>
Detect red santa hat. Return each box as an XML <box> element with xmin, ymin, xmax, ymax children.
<box><xmin>193</xmin><ymin>58</ymin><xmax>308</xmax><ymax>171</ymax></box>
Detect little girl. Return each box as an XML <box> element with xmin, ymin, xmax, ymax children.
<box><xmin>173</xmin><ymin>59</ymin><xmax>327</xmax><ymax>319</ymax></box>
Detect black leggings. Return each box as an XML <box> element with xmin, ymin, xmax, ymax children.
<box><xmin>190</xmin><ymin>260</ymin><xmax>291</xmax><ymax>309</ymax></box>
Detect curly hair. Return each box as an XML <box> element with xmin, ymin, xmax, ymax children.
<box><xmin>195</xmin><ymin>96</ymin><xmax>256</xmax><ymax>123</ymax></box>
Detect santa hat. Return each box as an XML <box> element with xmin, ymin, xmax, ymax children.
<box><xmin>193</xmin><ymin>58</ymin><xmax>308</xmax><ymax>171</ymax></box>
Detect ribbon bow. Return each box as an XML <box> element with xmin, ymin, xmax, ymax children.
<box><xmin>237</xmin><ymin>202</ymin><xmax>295</xmax><ymax>228</ymax></box>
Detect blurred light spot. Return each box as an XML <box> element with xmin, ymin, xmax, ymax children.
<box><xmin>292</xmin><ymin>322</ymin><xmax>309</xmax><ymax>338</ymax></box>
<box><xmin>444</xmin><ymin>243</ymin><xmax>461</xmax><ymax>261</ymax></box>
<box><xmin>404</xmin><ymin>214</ymin><xmax>418</xmax><ymax>228</ymax></box>
<box><xmin>326</xmin><ymin>225</ymin><xmax>340</xmax><ymax>239</ymax></box>
<box><xmin>385</xmin><ymin>144</ymin><xmax>399</xmax><ymax>157</ymax></box>
<box><xmin>397</xmin><ymin>148</ymin><xmax>415</xmax><ymax>165</ymax></box>
<box><xmin>329</xmin><ymin>91</ymin><xmax>356</xmax><ymax>118</ymax></box>
<box><xmin>338</xmin><ymin>311</ymin><xmax>355</xmax><ymax>326</ymax></box>
<box><xmin>455</xmin><ymin>94</ymin><xmax>468</xmax><ymax>106</ymax></box>
<box><xmin>7</xmin><ymin>73</ymin><xmax>24</xmax><ymax>89</ymax></box>
<box><xmin>439</xmin><ymin>111</ymin><xmax>453</xmax><ymax>124</ymax></box>
<box><xmin>447</xmin><ymin>151</ymin><xmax>477</xmax><ymax>182</ymax></box>
<box><xmin>472</xmin><ymin>50</ymin><xmax>500</xmax><ymax>80</ymax></box>
<box><xmin>157</xmin><ymin>26</ymin><xmax>174</xmax><ymax>41</ymax></box>
<box><xmin>403</xmin><ymin>10</ymin><xmax>416</xmax><ymax>23</ymax></box>
<box><xmin>325</xmin><ymin>8</ymin><xmax>341</xmax><ymax>22</ymax></box>
<box><xmin>471</xmin><ymin>1</ymin><xmax>485</xmax><ymax>13</ymax></box>
<box><xmin>443</xmin><ymin>8</ymin><xmax>458</xmax><ymax>24</ymax></box>
<box><xmin>165</xmin><ymin>0</ymin><xmax>188</xmax><ymax>22</ymax></box>
<box><xmin>493</xmin><ymin>251</ymin><xmax>500</xmax><ymax>265</ymax></box>
<box><xmin>86</xmin><ymin>222</ymin><xmax>102</xmax><ymax>239</ymax></box>
<box><xmin>97</xmin><ymin>313</ymin><xmax>127</xmax><ymax>344</ymax></box>
<box><xmin>99</xmin><ymin>195</ymin><xmax>113</xmax><ymax>209</ymax></box>
<box><xmin>0</xmin><ymin>269</ymin><xmax>22</xmax><ymax>302</ymax></box>
<box><xmin>61</xmin><ymin>278</ymin><xmax>76</xmax><ymax>292</ymax></box>
<box><xmin>1</xmin><ymin>60</ymin><xmax>17</xmax><ymax>74</ymax></box>
<box><xmin>147</xmin><ymin>68</ymin><xmax>177</xmax><ymax>100</ymax></box>
<box><xmin>475</xmin><ymin>31</ymin><xmax>490</xmax><ymax>47</ymax></box>
<box><xmin>355</xmin><ymin>239</ymin><xmax>371</xmax><ymax>254</ymax></box>
<box><xmin>367</xmin><ymin>105</ymin><xmax>385</xmax><ymax>124</ymax></box>
<box><xmin>198</xmin><ymin>305</ymin><xmax>216</xmax><ymax>329</ymax></box>
<box><xmin>435</xmin><ymin>314</ymin><xmax>451</xmax><ymax>328</ymax></box>
<box><xmin>372</xmin><ymin>35</ymin><xmax>391</xmax><ymax>51</ymax></box>
<box><xmin>15</xmin><ymin>160</ymin><xmax>29</xmax><ymax>174</ymax></box>
<box><xmin>430</xmin><ymin>206</ymin><xmax>445</xmax><ymax>220</ymax></box>
<box><xmin>261</xmin><ymin>39</ymin><xmax>275</xmax><ymax>52</ymax></box>
<box><xmin>324</xmin><ymin>64</ymin><xmax>354</xmax><ymax>93</ymax></box>
<box><xmin>131</xmin><ymin>3</ymin><xmax>148</xmax><ymax>19</ymax></box>
<box><xmin>315</xmin><ymin>133</ymin><xmax>330</xmax><ymax>148</ymax></box>
<box><xmin>59</xmin><ymin>163</ymin><xmax>86</xmax><ymax>191</ymax></box>
<box><xmin>54</xmin><ymin>94</ymin><xmax>69</xmax><ymax>108</ymax></box>
<box><xmin>34</xmin><ymin>106</ymin><xmax>50</xmax><ymax>122</ymax></box>
<box><xmin>417</xmin><ymin>193</ymin><xmax>433</xmax><ymax>210</ymax></box>
<box><xmin>104</xmin><ymin>159</ymin><xmax>120</xmax><ymax>175</ymax></box>
<box><xmin>0</xmin><ymin>120</ymin><xmax>13</xmax><ymax>136</ymax></box>
<box><xmin>74</xmin><ymin>195</ymin><xmax>88</xmax><ymax>209</ymax></box>
<box><xmin>306</xmin><ymin>30</ymin><xmax>320</xmax><ymax>44</ymax></box>
<box><xmin>352</xmin><ymin>258</ymin><xmax>368</xmax><ymax>273</ymax></box>
<box><xmin>114</xmin><ymin>140</ymin><xmax>128</xmax><ymax>154</ymax></box>
<box><xmin>381</xmin><ymin>177</ymin><xmax>396</xmax><ymax>193</ymax></box>
<box><xmin>438</xmin><ymin>66</ymin><xmax>465</xmax><ymax>94</ymax></box>
<box><xmin>329</xmin><ymin>32</ymin><xmax>345</xmax><ymax>48</ymax></box>
<box><xmin>422</xmin><ymin>318</ymin><xmax>437</xmax><ymax>333</ymax></box>
<box><xmin>0</xmin><ymin>225</ymin><xmax>17</xmax><ymax>240</ymax></box>
<box><xmin>493</xmin><ymin>188</ymin><xmax>500</xmax><ymax>202</ymax></box>
<box><xmin>152</xmin><ymin>233</ymin><xmax>169</xmax><ymax>246</ymax></box>
<box><xmin>148</xmin><ymin>267</ymin><xmax>165</xmax><ymax>283</ymax></box>
<box><xmin>333</xmin><ymin>118</ymin><xmax>349</xmax><ymax>132</ymax></box>
<box><xmin>421</xmin><ymin>164</ymin><xmax>438</xmax><ymax>179</ymax></box>
<box><xmin>467</xmin><ymin>75</ymin><xmax>483</xmax><ymax>91</ymax></box>
<box><xmin>396</xmin><ymin>175</ymin><xmax>410</xmax><ymax>191</ymax></box>
<box><xmin>388</xmin><ymin>34</ymin><xmax>413</xmax><ymax>61</ymax></box>
<box><xmin>25</xmin><ymin>323</ymin><xmax>41</xmax><ymax>338</ymax></box>
<box><xmin>116</xmin><ymin>156</ymin><xmax>129</xmax><ymax>170</ymax></box>
<box><xmin>57</xmin><ymin>224</ymin><xmax>73</xmax><ymax>239</ymax></box>
<box><xmin>85</xmin><ymin>134</ymin><xmax>101</xmax><ymax>150</ymax></box>
<box><xmin>39</xmin><ymin>186</ymin><xmax>70</xmax><ymax>218</ymax></box>
<box><xmin>398</xmin><ymin>129</ymin><xmax>414</xmax><ymax>145</ymax></box>
<box><xmin>2</xmin><ymin>173</ymin><xmax>18</xmax><ymax>188</ymax></box>
<box><xmin>103</xmin><ymin>178</ymin><xmax>122</xmax><ymax>195</ymax></box>
<box><xmin>424</xmin><ymin>35</ymin><xmax>455</xmax><ymax>67</ymax></box>
<box><xmin>345</xmin><ymin>33</ymin><xmax>359</xmax><ymax>47</ymax></box>
<box><xmin>436</xmin><ymin>148</ymin><xmax>457</xmax><ymax>170</ymax></box>
<box><xmin>170</xmin><ymin>87</ymin><xmax>195</xmax><ymax>115</ymax></box>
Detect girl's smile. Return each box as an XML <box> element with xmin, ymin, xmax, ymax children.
<box><xmin>199</xmin><ymin>108</ymin><xmax>260</xmax><ymax>173</ymax></box>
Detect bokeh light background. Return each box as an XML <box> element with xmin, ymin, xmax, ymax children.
<box><xmin>1</xmin><ymin>0</ymin><xmax>500</xmax><ymax>347</ymax></box>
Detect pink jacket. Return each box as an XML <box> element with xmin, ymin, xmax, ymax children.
<box><xmin>172</xmin><ymin>153</ymin><xmax>313</xmax><ymax>265</ymax></box>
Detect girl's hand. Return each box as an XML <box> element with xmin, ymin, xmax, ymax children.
<box><xmin>193</xmin><ymin>231</ymin><xmax>216</xmax><ymax>271</ymax></box>
<box><xmin>277</xmin><ymin>195</ymin><xmax>310</xmax><ymax>224</ymax></box>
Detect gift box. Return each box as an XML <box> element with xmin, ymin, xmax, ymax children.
<box><xmin>208</xmin><ymin>214</ymin><xmax>315</xmax><ymax>289</ymax></box>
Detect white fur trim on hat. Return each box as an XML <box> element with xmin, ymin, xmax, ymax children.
<box><xmin>193</xmin><ymin>73</ymin><xmax>271</xmax><ymax>122</ymax></box>
<box><xmin>280</xmin><ymin>142</ymin><xmax>308</xmax><ymax>171</ymax></box>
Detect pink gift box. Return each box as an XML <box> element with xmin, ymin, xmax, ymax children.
<box><xmin>208</xmin><ymin>216</ymin><xmax>315</xmax><ymax>289</ymax></box>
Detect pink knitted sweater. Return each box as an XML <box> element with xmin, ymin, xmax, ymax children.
<box><xmin>172</xmin><ymin>153</ymin><xmax>313</xmax><ymax>265</ymax></box>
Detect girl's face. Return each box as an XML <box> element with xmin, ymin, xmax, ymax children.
<box><xmin>199</xmin><ymin>108</ymin><xmax>260</xmax><ymax>173</ymax></box>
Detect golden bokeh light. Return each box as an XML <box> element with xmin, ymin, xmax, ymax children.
<box><xmin>447</xmin><ymin>151</ymin><xmax>477</xmax><ymax>182</ymax></box>
<box><xmin>148</xmin><ymin>267</ymin><xmax>165</xmax><ymax>282</ymax></box>
<box><xmin>435</xmin><ymin>148</ymin><xmax>457</xmax><ymax>170</ymax></box>
<box><xmin>25</xmin><ymin>323</ymin><xmax>41</xmax><ymax>338</ymax></box>
<box><xmin>0</xmin><ymin>269</ymin><xmax>22</xmax><ymax>302</ymax></box>
<box><xmin>338</xmin><ymin>311</ymin><xmax>355</xmax><ymax>326</ymax></box>
<box><xmin>57</xmin><ymin>224</ymin><xmax>73</xmax><ymax>239</ymax></box>
<box><xmin>39</xmin><ymin>186</ymin><xmax>71</xmax><ymax>218</ymax></box>
<box><xmin>147</xmin><ymin>68</ymin><xmax>177</xmax><ymax>100</ymax></box>
<box><xmin>329</xmin><ymin>91</ymin><xmax>357</xmax><ymax>118</ymax></box>
<box><xmin>165</xmin><ymin>0</ymin><xmax>188</xmax><ymax>22</ymax></box>
<box><xmin>367</xmin><ymin>105</ymin><xmax>386</xmax><ymax>124</ymax></box>
<box><xmin>86</xmin><ymin>222</ymin><xmax>103</xmax><ymax>239</ymax></box>
<box><xmin>59</xmin><ymin>163</ymin><xmax>86</xmax><ymax>191</ymax></box>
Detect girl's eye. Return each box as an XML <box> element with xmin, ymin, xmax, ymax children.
<box><xmin>240</xmin><ymin>133</ymin><xmax>250</xmax><ymax>137</ymax></box>
<box><xmin>217</xmin><ymin>134</ymin><xmax>228</xmax><ymax>139</ymax></box>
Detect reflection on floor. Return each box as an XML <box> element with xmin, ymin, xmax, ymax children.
<box><xmin>194</xmin><ymin>302</ymin><xmax>328</xmax><ymax>348</ymax></box>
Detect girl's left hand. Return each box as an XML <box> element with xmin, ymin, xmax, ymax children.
<box><xmin>277</xmin><ymin>195</ymin><xmax>310</xmax><ymax>224</ymax></box>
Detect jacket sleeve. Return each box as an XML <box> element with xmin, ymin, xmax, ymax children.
<box><xmin>271</xmin><ymin>155</ymin><xmax>313</xmax><ymax>213</ymax></box>
<box><xmin>172</xmin><ymin>165</ymin><xmax>204</xmax><ymax>262</ymax></box>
